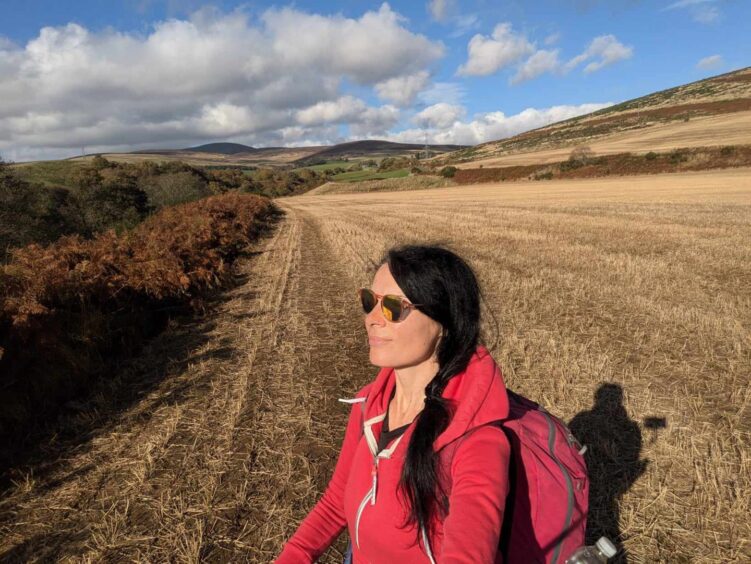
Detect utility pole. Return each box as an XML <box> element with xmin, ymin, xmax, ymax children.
<box><xmin>423</xmin><ymin>132</ymin><xmax>430</xmax><ymax>160</ymax></box>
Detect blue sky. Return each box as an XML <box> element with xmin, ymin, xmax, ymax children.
<box><xmin>1</xmin><ymin>0</ymin><xmax>749</xmax><ymax>160</ymax></box>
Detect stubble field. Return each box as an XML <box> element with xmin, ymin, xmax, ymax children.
<box><xmin>279</xmin><ymin>168</ymin><xmax>750</xmax><ymax>563</ymax></box>
<box><xmin>0</xmin><ymin>168</ymin><xmax>748</xmax><ymax>563</ymax></box>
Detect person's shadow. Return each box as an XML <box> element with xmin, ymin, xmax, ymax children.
<box><xmin>569</xmin><ymin>384</ymin><xmax>657</xmax><ymax>563</ymax></box>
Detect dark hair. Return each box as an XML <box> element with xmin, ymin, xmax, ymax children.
<box><xmin>371</xmin><ymin>243</ymin><xmax>486</xmax><ymax>547</ymax></box>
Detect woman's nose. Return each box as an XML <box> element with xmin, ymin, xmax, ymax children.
<box><xmin>366</xmin><ymin>302</ymin><xmax>386</xmax><ymax>325</ymax></box>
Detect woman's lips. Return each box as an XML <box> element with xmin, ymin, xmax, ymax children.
<box><xmin>368</xmin><ymin>337</ymin><xmax>390</xmax><ymax>346</ymax></box>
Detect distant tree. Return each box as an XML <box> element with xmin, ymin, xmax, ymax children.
<box><xmin>569</xmin><ymin>145</ymin><xmax>594</xmax><ymax>163</ymax></box>
<box><xmin>560</xmin><ymin>145</ymin><xmax>594</xmax><ymax>172</ymax></box>
<box><xmin>378</xmin><ymin>157</ymin><xmax>411</xmax><ymax>172</ymax></box>
<box><xmin>75</xmin><ymin>171</ymin><xmax>152</xmax><ymax>236</ymax></box>
<box><xmin>139</xmin><ymin>171</ymin><xmax>210</xmax><ymax>209</ymax></box>
<box><xmin>0</xmin><ymin>166</ymin><xmax>80</xmax><ymax>260</ymax></box>
<box><xmin>91</xmin><ymin>154</ymin><xmax>112</xmax><ymax>170</ymax></box>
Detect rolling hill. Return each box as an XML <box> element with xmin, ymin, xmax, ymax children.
<box><xmin>294</xmin><ymin>140</ymin><xmax>466</xmax><ymax>162</ymax></box>
<box><xmin>74</xmin><ymin>140</ymin><xmax>466</xmax><ymax>168</ymax></box>
<box><xmin>438</xmin><ymin>65</ymin><xmax>751</xmax><ymax>168</ymax></box>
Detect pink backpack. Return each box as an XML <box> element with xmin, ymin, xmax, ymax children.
<box><xmin>495</xmin><ymin>390</ymin><xmax>589</xmax><ymax>563</ymax></box>
<box><xmin>345</xmin><ymin>389</ymin><xmax>589</xmax><ymax>564</ymax></box>
<box><xmin>436</xmin><ymin>389</ymin><xmax>589</xmax><ymax>563</ymax></box>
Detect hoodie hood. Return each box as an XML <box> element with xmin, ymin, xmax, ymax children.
<box><xmin>361</xmin><ymin>344</ymin><xmax>509</xmax><ymax>452</ymax></box>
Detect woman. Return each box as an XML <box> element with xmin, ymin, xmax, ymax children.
<box><xmin>275</xmin><ymin>244</ymin><xmax>511</xmax><ymax>563</ymax></box>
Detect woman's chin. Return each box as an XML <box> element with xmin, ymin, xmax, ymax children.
<box><xmin>368</xmin><ymin>348</ymin><xmax>392</xmax><ymax>366</ymax></box>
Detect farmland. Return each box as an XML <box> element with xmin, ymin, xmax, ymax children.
<box><xmin>1</xmin><ymin>168</ymin><xmax>748</xmax><ymax>562</ymax></box>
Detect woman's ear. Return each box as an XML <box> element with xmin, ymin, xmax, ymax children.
<box><xmin>433</xmin><ymin>326</ymin><xmax>445</xmax><ymax>357</ymax></box>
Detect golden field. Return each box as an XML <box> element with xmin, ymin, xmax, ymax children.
<box><xmin>1</xmin><ymin>168</ymin><xmax>748</xmax><ymax>562</ymax></box>
<box><xmin>278</xmin><ymin>168</ymin><xmax>750</xmax><ymax>562</ymax></box>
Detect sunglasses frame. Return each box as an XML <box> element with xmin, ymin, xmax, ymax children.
<box><xmin>358</xmin><ymin>288</ymin><xmax>424</xmax><ymax>322</ymax></box>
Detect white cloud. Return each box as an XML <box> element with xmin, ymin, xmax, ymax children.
<box><xmin>375</xmin><ymin>70</ymin><xmax>430</xmax><ymax>106</ymax></box>
<box><xmin>296</xmin><ymin>96</ymin><xmax>368</xmax><ymax>126</ymax></box>
<box><xmin>663</xmin><ymin>0</ymin><xmax>721</xmax><ymax>24</ymax></box>
<box><xmin>263</xmin><ymin>4</ymin><xmax>443</xmax><ymax>85</ymax></box>
<box><xmin>417</xmin><ymin>81</ymin><xmax>467</xmax><ymax>106</ymax></box>
<box><xmin>449</xmin><ymin>14</ymin><xmax>481</xmax><ymax>38</ymax></box>
<box><xmin>664</xmin><ymin>0</ymin><xmax>714</xmax><ymax>9</ymax></box>
<box><xmin>511</xmin><ymin>49</ymin><xmax>561</xmax><ymax>84</ymax></box>
<box><xmin>458</xmin><ymin>26</ymin><xmax>630</xmax><ymax>82</ymax></box>
<box><xmin>0</xmin><ymin>4</ymin><xmax>443</xmax><ymax>159</ymax></box>
<box><xmin>457</xmin><ymin>23</ymin><xmax>535</xmax><ymax>76</ymax></box>
<box><xmin>693</xmin><ymin>6</ymin><xmax>720</xmax><ymax>23</ymax></box>
<box><xmin>544</xmin><ymin>32</ymin><xmax>561</xmax><ymax>46</ymax></box>
<box><xmin>390</xmin><ymin>102</ymin><xmax>613</xmax><ymax>146</ymax></box>
<box><xmin>428</xmin><ymin>0</ymin><xmax>454</xmax><ymax>21</ymax></box>
<box><xmin>429</xmin><ymin>0</ymin><xmax>479</xmax><ymax>37</ymax></box>
<box><xmin>696</xmin><ymin>54</ymin><xmax>723</xmax><ymax>70</ymax></box>
<box><xmin>412</xmin><ymin>103</ymin><xmax>466</xmax><ymax>130</ymax></box>
<box><xmin>564</xmin><ymin>34</ymin><xmax>633</xmax><ymax>74</ymax></box>
<box><xmin>295</xmin><ymin>96</ymin><xmax>399</xmax><ymax>133</ymax></box>
<box><xmin>350</xmin><ymin>105</ymin><xmax>401</xmax><ymax>137</ymax></box>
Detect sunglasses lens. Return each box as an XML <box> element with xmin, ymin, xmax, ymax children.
<box><xmin>382</xmin><ymin>295</ymin><xmax>403</xmax><ymax>322</ymax></box>
<box><xmin>360</xmin><ymin>289</ymin><xmax>377</xmax><ymax>313</ymax></box>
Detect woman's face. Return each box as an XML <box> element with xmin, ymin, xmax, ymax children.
<box><xmin>365</xmin><ymin>263</ymin><xmax>443</xmax><ymax>369</ymax></box>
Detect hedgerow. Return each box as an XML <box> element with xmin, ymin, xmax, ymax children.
<box><xmin>0</xmin><ymin>192</ymin><xmax>276</xmax><ymax>434</ymax></box>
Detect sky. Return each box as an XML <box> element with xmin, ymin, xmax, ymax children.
<box><xmin>0</xmin><ymin>0</ymin><xmax>749</xmax><ymax>161</ymax></box>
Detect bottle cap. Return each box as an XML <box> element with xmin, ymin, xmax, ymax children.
<box><xmin>596</xmin><ymin>537</ymin><xmax>617</xmax><ymax>558</ymax></box>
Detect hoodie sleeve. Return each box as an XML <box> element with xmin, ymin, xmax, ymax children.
<box><xmin>274</xmin><ymin>387</ymin><xmax>368</xmax><ymax>563</ymax></box>
<box><xmin>438</xmin><ymin>424</ymin><xmax>511</xmax><ymax>564</ymax></box>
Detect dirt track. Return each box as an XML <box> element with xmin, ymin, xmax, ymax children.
<box><xmin>0</xmin><ymin>205</ymin><xmax>373</xmax><ymax>562</ymax></box>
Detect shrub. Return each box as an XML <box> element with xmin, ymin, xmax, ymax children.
<box><xmin>569</xmin><ymin>145</ymin><xmax>594</xmax><ymax>162</ymax></box>
<box><xmin>1</xmin><ymin>165</ymin><xmax>81</xmax><ymax>261</ymax></box>
<box><xmin>90</xmin><ymin>154</ymin><xmax>112</xmax><ymax>170</ymax></box>
<box><xmin>0</xmin><ymin>192</ymin><xmax>275</xmax><ymax>434</ymax></box>
<box><xmin>76</xmin><ymin>173</ymin><xmax>153</xmax><ymax>236</ymax></box>
<box><xmin>561</xmin><ymin>145</ymin><xmax>594</xmax><ymax>172</ymax></box>
<box><xmin>720</xmin><ymin>146</ymin><xmax>735</xmax><ymax>157</ymax></box>
<box><xmin>440</xmin><ymin>166</ymin><xmax>457</xmax><ymax>178</ymax></box>
<box><xmin>669</xmin><ymin>150</ymin><xmax>688</xmax><ymax>164</ymax></box>
<box><xmin>378</xmin><ymin>157</ymin><xmax>412</xmax><ymax>172</ymax></box>
<box><xmin>645</xmin><ymin>151</ymin><xmax>658</xmax><ymax>161</ymax></box>
<box><xmin>534</xmin><ymin>171</ymin><xmax>554</xmax><ymax>181</ymax></box>
<box><xmin>560</xmin><ymin>159</ymin><xmax>583</xmax><ymax>172</ymax></box>
<box><xmin>140</xmin><ymin>171</ymin><xmax>212</xmax><ymax>209</ymax></box>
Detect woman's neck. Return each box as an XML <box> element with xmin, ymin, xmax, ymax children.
<box><xmin>391</xmin><ymin>356</ymin><xmax>440</xmax><ymax>416</ymax></box>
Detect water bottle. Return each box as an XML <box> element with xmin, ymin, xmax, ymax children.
<box><xmin>564</xmin><ymin>536</ymin><xmax>618</xmax><ymax>563</ymax></box>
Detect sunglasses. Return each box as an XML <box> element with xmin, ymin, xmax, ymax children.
<box><xmin>358</xmin><ymin>288</ymin><xmax>424</xmax><ymax>322</ymax></box>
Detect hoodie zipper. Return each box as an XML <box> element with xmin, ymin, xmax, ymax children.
<box><xmin>354</xmin><ymin>485</ymin><xmax>374</xmax><ymax>549</ymax></box>
<box><xmin>355</xmin><ymin>453</ymin><xmax>380</xmax><ymax>549</ymax></box>
<box><xmin>349</xmin><ymin>398</ymin><xmax>430</xmax><ymax>560</ymax></box>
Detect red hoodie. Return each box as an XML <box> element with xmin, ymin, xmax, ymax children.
<box><xmin>275</xmin><ymin>344</ymin><xmax>511</xmax><ymax>563</ymax></box>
